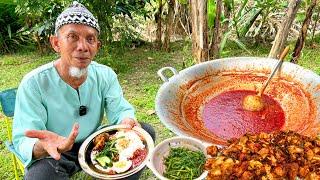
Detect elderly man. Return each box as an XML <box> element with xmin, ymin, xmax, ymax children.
<box><xmin>12</xmin><ymin>1</ymin><xmax>155</xmax><ymax>179</ymax></box>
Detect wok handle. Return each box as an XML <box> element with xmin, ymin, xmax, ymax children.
<box><xmin>157</xmin><ymin>67</ymin><xmax>179</xmax><ymax>82</ymax></box>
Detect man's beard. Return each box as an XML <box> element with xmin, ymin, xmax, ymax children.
<box><xmin>69</xmin><ymin>66</ymin><xmax>88</xmax><ymax>78</ymax></box>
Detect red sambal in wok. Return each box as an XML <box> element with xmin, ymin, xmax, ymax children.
<box><xmin>202</xmin><ymin>90</ymin><xmax>285</xmax><ymax>140</ymax></box>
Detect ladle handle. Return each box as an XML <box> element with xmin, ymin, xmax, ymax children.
<box><xmin>258</xmin><ymin>46</ymin><xmax>290</xmax><ymax>96</ymax></box>
<box><xmin>279</xmin><ymin>46</ymin><xmax>290</xmax><ymax>60</ymax></box>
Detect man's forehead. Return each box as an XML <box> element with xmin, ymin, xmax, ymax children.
<box><xmin>59</xmin><ymin>24</ymin><xmax>98</xmax><ymax>36</ymax></box>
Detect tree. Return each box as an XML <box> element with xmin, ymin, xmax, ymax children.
<box><xmin>163</xmin><ymin>0</ymin><xmax>175</xmax><ymax>51</ymax></box>
<box><xmin>291</xmin><ymin>0</ymin><xmax>317</xmax><ymax>63</ymax></box>
<box><xmin>190</xmin><ymin>0</ymin><xmax>209</xmax><ymax>63</ymax></box>
<box><xmin>311</xmin><ymin>5</ymin><xmax>320</xmax><ymax>45</ymax></box>
<box><xmin>155</xmin><ymin>0</ymin><xmax>164</xmax><ymax>49</ymax></box>
<box><xmin>209</xmin><ymin>0</ymin><xmax>222</xmax><ymax>59</ymax></box>
<box><xmin>269</xmin><ymin>0</ymin><xmax>301</xmax><ymax>58</ymax></box>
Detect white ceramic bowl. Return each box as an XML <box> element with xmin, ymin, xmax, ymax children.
<box><xmin>78</xmin><ymin>125</ymin><xmax>154</xmax><ymax>179</ymax></box>
<box><xmin>148</xmin><ymin>136</ymin><xmax>209</xmax><ymax>180</ymax></box>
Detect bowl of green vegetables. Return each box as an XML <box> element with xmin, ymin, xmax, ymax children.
<box><xmin>148</xmin><ymin>136</ymin><xmax>209</xmax><ymax>180</ymax></box>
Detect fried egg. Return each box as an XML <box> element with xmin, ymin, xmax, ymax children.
<box><xmin>114</xmin><ymin>130</ymin><xmax>145</xmax><ymax>160</ymax></box>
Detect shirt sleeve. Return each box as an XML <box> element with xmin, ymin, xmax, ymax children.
<box><xmin>12</xmin><ymin>77</ymin><xmax>48</xmax><ymax>167</ymax></box>
<box><xmin>103</xmin><ymin>69</ymin><xmax>135</xmax><ymax>125</ymax></box>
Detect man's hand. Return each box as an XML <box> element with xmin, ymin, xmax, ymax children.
<box><xmin>120</xmin><ymin>118</ymin><xmax>140</xmax><ymax>128</ymax></box>
<box><xmin>25</xmin><ymin>123</ymin><xmax>79</xmax><ymax>160</ymax></box>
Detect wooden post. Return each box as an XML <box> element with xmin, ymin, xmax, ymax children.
<box><xmin>268</xmin><ymin>0</ymin><xmax>301</xmax><ymax>58</ymax></box>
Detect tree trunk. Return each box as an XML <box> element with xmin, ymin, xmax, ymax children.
<box><xmin>209</xmin><ymin>0</ymin><xmax>222</xmax><ymax>59</ymax></box>
<box><xmin>223</xmin><ymin>0</ymin><xmax>231</xmax><ymax>32</ymax></box>
<box><xmin>190</xmin><ymin>0</ymin><xmax>209</xmax><ymax>63</ymax></box>
<box><xmin>164</xmin><ymin>0</ymin><xmax>175</xmax><ymax>51</ymax></box>
<box><xmin>35</xmin><ymin>33</ymin><xmax>43</xmax><ymax>54</ymax></box>
<box><xmin>311</xmin><ymin>6</ymin><xmax>320</xmax><ymax>45</ymax></box>
<box><xmin>268</xmin><ymin>0</ymin><xmax>301</xmax><ymax>58</ymax></box>
<box><xmin>155</xmin><ymin>0</ymin><xmax>163</xmax><ymax>49</ymax></box>
<box><xmin>175</xmin><ymin>2</ymin><xmax>191</xmax><ymax>37</ymax></box>
<box><xmin>291</xmin><ymin>0</ymin><xmax>317</xmax><ymax>63</ymax></box>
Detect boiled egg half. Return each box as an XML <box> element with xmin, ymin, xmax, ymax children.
<box><xmin>112</xmin><ymin>159</ymin><xmax>133</xmax><ymax>173</ymax></box>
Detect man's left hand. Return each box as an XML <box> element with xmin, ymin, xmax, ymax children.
<box><xmin>120</xmin><ymin>118</ymin><xmax>140</xmax><ymax>128</ymax></box>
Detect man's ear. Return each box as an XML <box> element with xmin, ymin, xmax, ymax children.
<box><xmin>97</xmin><ymin>40</ymin><xmax>101</xmax><ymax>50</ymax></box>
<box><xmin>50</xmin><ymin>35</ymin><xmax>60</xmax><ymax>53</ymax></box>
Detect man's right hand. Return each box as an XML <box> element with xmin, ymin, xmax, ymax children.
<box><xmin>25</xmin><ymin>123</ymin><xmax>79</xmax><ymax>160</ymax></box>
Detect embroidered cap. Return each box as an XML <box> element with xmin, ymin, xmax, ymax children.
<box><xmin>55</xmin><ymin>1</ymin><xmax>100</xmax><ymax>34</ymax></box>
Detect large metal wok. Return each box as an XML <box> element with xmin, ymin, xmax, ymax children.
<box><xmin>155</xmin><ymin>57</ymin><xmax>320</xmax><ymax>145</ymax></box>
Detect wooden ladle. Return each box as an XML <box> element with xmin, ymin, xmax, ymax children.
<box><xmin>242</xmin><ymin>46</ymin><xmax>290</xmax><ymax>111</ymax></box>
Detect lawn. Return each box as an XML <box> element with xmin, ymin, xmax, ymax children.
<box><xmin>0</xmin><ymin>39</ymin><xmax>320</xmax><ymax>179</ymax></box>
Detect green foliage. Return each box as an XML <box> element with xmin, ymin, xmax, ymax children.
<box><xmin>224</xmin><ymin>0</ymin><xmax>232</xmax><ymax>10</ymax></box>
<box><xmin>208</xmin><ymin>0</ymin><xmax>216</xmax><ymax>29</ymax></box>
<box><xmin>15</xmin><ymin>0</ymin><xmax>70</xmax><ymax>37</ymax></box>
<box><xmin>238</xmin><ymin>8</ymin><xmax>262</xmax><ymax>37</ymax></box>
<box><xmin>218</xmin><ymin>0</ymin><xmax>291</xmax><ymax>56</ymax></box>
<box><xmin>230</xmin><ymin>0</ymin><xmax>249</xmax><ymax>38</ymax></box>
<box><xmin>216</xmin><ymin>0</ymin><xmax>252</xmax><ymax>56</ymax></box>
<box><xmin>96</xmin><ymin>44</ymin><xmax>132</xmax><ymax>73</ymax></box>
<box><xmin>177</xmin><ymin>0</ymin><xmax>188</xmax><ymax>4</ymax></box>
<box><xmin>0</xmin><ymin>3</ymin><xmax>33</xmax><ymax>54</ymax></box>
<box><xmin>14</xmin><ymin>0</ymin><xmax>151</xmax><ymax>49</ymax></box>
<box><xmin>242</xmin><ymin>0</ymin><xmax>287</xmax><ymax>40</ymax></box>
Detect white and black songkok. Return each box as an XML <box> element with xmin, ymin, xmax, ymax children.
<box><xmin>55</xmin><ymin>1</ymin><xmax>100</xmax><ymax>34</ymax></box>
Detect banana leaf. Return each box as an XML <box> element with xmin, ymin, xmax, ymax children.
<box><xmin>239</xmin><ymin>8</ymin><xmax>263</xmax><ymax>37</ymax></box>
<box><xmin>208</xmin><ymin>0</ymin><xmax>216</xmax><ymax>29</ymax></box>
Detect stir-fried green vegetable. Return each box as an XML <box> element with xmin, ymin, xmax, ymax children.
<box><xmin>163</xmin><ymin>147</ymin><xmax>206</xmax><ymax>180</ymax></box>
<box><xmin>94</xmin><ymin>136</ymin><xmax>124</xmax><ymax>167</ymax></box>
<box><xmin>95</xmin><ymin>138</ymin><xmax>118</xmax><ymax>158</ymax></box>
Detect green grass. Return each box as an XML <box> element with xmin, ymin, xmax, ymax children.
<box><xmin>0</xmin><ymin>38</ymin><xmax>320</xmax><ymax>179</ymax></box>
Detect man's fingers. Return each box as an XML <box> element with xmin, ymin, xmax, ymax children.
<box><xmin>58</xmin><ymin>123</ymin><xmax>79</xmax><ymax>151</ymax></box>
<box><xmin>25</xmin><ymin>130</ymin><xmax>47</xmax><ymax>139</ymax></box>
<box><xmin>135</xmin><ymin>121</ymin><xmax>141</xmax><ymax>127</ymax></box>
<box><xmin>120</xmin><ymin>118</ymin><xmax>140</xmax><ymax>129</ymax></box>
<box><xmin>68</xmin><ymin>123</ymin><xmax>79</xmax><ymax>141</ymax></box>
<box><xmin>46</xmin><ymin>146</ymin><xmax>60</xmax><ymax>160</ymax></box>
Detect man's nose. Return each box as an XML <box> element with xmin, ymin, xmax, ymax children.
<box><xmin>76</xmin><ymin>38</ymin><xmax>89</xmax><ymax>52</ymax></box>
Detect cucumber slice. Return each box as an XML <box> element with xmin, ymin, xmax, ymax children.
<box><xmin>96</xmin><ymin>156</ymin><xmax>111</xmax><ymax>167</ymax></box>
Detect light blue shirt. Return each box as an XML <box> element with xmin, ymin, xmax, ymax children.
<box><xmin>12</xmin><ymin>61</ymin><xmax>135</xmax><ymax>167</ymax></box>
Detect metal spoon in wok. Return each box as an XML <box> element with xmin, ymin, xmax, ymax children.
<box><xmin>242</xmin><ymin>46</ymin><xmax>290</xmax><ymax>112</ymax></box>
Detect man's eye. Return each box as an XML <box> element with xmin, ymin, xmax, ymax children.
<box><xmin>68</xmin><ymin>34</ymin><xmax>78</xmax><ymax>41</ymax></box>
<box><xmin>87</xmin><ymin>37</ymin><xmax>96</xmax><ymax>44</ymax></box>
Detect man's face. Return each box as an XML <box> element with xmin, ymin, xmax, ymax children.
<box><xmin>52</xmin><ymin>24</ymin><xmax>100</xmax><ymax>69</ymax></box>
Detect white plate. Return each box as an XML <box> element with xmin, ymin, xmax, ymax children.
<box><xmin>78</xmin><ymin>125</ymin><xmax>154</xmax><ymax>179</ymax></box>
